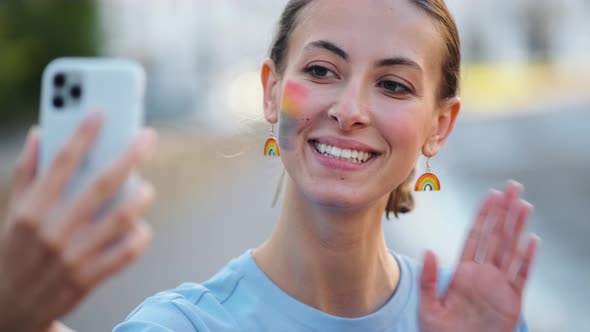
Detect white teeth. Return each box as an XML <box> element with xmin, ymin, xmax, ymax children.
<box><xmin>313</xmin><ymin>142</ymin><xmax>373</xmax><ymax>163</ymax></box>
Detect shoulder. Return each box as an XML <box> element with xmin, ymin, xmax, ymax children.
<box><xmin>113</xmin><ymin>253</ymin><xmax>249</xmax><ymax>332</ymax></box>
<box><xmin>112</xmin><ymin>286</ymin><xmax>206</xmax><ymax>332</ymax></box>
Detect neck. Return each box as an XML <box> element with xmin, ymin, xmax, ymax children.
<box><xmin>254</xmin><ymin>177</ymin><xmax>400</xmax><ymax>318</ymax></box>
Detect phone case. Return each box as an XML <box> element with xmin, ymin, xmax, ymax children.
<box><xmin>39</xmin><ymin>57</ymin><xmax>146</xmax><ymax>215</ymax></box>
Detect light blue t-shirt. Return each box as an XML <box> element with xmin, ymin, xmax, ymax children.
<box><xmin>114</xmin><ymin>249</ymin><xmax>527</xmax><ymax>331</ymax></box>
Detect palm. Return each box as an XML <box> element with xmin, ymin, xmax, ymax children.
<box><xmin>438</xmin><ymin>263</ymin><xmax>520</xmax><ymax>328</ymax></box>
<box><xmin>419</xmin><ymin>182</ymin><xmax>539</xmax><ymax>332</ymax></box>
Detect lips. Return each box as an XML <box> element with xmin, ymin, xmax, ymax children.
<box><xmin>313</xmin><ymin>141</ymin><xmax>373</xmax><ymax>164</ymax></box>
<box><xmin>308</xmin><ymin>137</ymin><xmax>381</xmax><ymax>169</ymax></box>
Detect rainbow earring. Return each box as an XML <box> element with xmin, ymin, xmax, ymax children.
<box><xmin>263</xmin><ymin>124</ymin><xmax>280</xmax><ymax>157</ymax></box>
<box><xmin>415</xmin><ymin>157</ymin><xmax>440</xmax><ymax>191</ymax></box>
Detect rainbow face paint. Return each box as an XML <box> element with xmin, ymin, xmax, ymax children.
<box><xmin>281</xmin><ymin>81</ymin><xmax>308</xmax><ymax>115</ymax></box>
<box><xmin>414</xmin><ymin>172</ymin><xmax>441</xmax><ymax>191</ymax></box>
<box><xmin>278</xmin><ymin>81</ymin><xmax>309</xmax><ymax>150</ymax></box>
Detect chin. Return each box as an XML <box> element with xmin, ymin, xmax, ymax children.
<box><xmin>300</xmin><ymin>182</ymin><xmax>381</xmax><ymax>211</ymax></box>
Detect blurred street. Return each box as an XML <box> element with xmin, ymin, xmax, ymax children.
<box><xmin>0</xmin><ymin>104</ymin><xmax>575</xmax><ymax>331</ymax></box>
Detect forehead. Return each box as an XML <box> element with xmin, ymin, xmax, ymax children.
<box><xmin>289</xmin><ymin>0</ymin><xmax>444</xmax><ymax>73</ymax></box>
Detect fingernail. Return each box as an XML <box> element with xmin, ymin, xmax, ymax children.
<box><xmin>28</xmin><ymin>124</ymin><xmax>38</xmax><ymax>135</ymax></box>
<box><xmin>138</xmin><ymin>181</ymin><xmax>155</xmax><ymax>199</ymax></box>
<box><xmin>507</xmin><ymin>180</ymin><xmax>524</xmax><ymax>193</ymax></box>
<box><xmin>135</xmin><ymin>129</ymin><xmax>158</xmax><ymax>158</ymax></box>
<box><xmin>489</xmin><ymin>189</ymin><xmax>503</xmax><ymax>200</ymax></box>
<box><xmin>27</xmin><ymin>125</ymin><xmax>39</xmax><ymax>142</ymax></box>
<box><xmin>135</xmin><ymin>128</ymin><xmax>154</xmax><ymax>144</ymax></box>
<box><xmin>84</xmin><ymin>111</ymin><xmax>103</xmax><ymax>127</ymax></box>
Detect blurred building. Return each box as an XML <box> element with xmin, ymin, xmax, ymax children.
<box><xmin>98</xmin><ymin>0</ymin><xmax>590</xmax><ymax>120</ymax></box>
<box><xmin>449</xmin><ymin>0</ymin><xmax>590</xmax><ymax>65</ymax></box>
<box><xmin>448</xmin><ymin>0</ymin><xmax>590</xmax><ymax>110</ymax></box>
<box><xmin>98</xmin><ymin>0</ymin><xmax>286</xmax><ymax>129</ymax></box>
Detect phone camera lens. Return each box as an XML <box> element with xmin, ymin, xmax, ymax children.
<box><xmin>53</xmin><ymin>96</ymin><xmax>64</xmax><ymax>109</ymax></box>
<box><xmin>70</xmin><ymin>85</ymin><xmax>82</xmax><ymax>99</ymax></box>
<box><xmin>54</xmin><ymin>73</ymin><xmax>66</xmax><ymax>87</ymax></box>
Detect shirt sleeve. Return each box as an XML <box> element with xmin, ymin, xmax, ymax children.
<box><xmin>113</xmin><ymin>297</ymin><xmax>203</xmax><ymax>332</ymax></box>
<box><xmin>516</xmin><ymin>316</ymin><xmax>528</xmax><ymax>332</ymax></box>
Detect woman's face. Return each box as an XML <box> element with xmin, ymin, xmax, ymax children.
<box><xmin>262</xmin><ymin>0</ymin><xmax>459</xmax><ymax>210</ymax></box>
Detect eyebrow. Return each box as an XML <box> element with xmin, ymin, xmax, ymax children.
<box><xmin>375</xmin><ymin>57</ymin><xmax>423</xmax><ymax>73</ymax></box>
<box><xmin>304</xmin><ymin>40</ymin><xmax>349</xmax><ymax>60</ymax></box>
<box><xmin>304</xmin><ymin>40</ymin><xmax>423</xmax><ymax>73</ymax></box>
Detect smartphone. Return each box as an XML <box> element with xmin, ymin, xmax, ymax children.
<box><xmin>39</xmin><ymin>57</ymin><xmax>146</xmax><ymax>216</ymax></box>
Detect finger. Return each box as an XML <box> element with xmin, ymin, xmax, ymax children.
<box><xmin>66</xmin><ymin>128</ymin><xmax>157</xmax><ymax>224</ymax></box>
<box><xmin>419</xmin><ymin>250</ymin><xmax>440</xmax><ymax>308</ymax></box>
<box><xmin>46</xmin><ymin>321</ymin><xmax>76</xmax><ymax>332</ymax></box>
<box><xmin>64</xmin><ymin>182</ymin><xmax>155</xmax><ymax>262</ymax></box>
<box><xmin>38</xmin><ymin>221</ymin><xmax>151</xmax><ymax>310</ymax></box>
<box><xmin>460</xmin><ymin>190</ymin><xmax>500</xmax><ymax>262</ymax></box>
<box><xmin>485</xmin><ymin>181</ymin><xmax>523</xmax><ymax>266</ymax></box>
<box><xmin>511</xmin><ymin>234</ymin><xmax>540</xmax><ymax>293</ymax></box>
<box><xmin>11</xmin><ymin>126</ymin><xmax>40</xmax><ymax>198</ymax></box>
<box><xmin>80</xmin><ymin>221</ymin><xmax>152</xmax><ymax>289</ymax></box>
<box><xmin>500</xmin><ymin>201</ymin><xmax>532</xmax><ymax>272</ymax></box>
<box><xmin>34</xmin><ymin>112</ymin><xmax>103</xmax><ymax>201</ymax></box>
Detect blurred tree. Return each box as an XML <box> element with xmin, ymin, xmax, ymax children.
<box><xmin>0</xmin><ymin>0</ymin><xmax>99</xmax><ymax>127</ymax></box>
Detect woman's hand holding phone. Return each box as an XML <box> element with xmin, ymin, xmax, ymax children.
<box><xmin>0</xmin><ymin>113</ymin><xmax>157</xmax><ymax>332</ymax></box>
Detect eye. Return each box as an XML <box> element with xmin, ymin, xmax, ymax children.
<box><xmin>378</xmin><ymin>80</ymin><xmax>411</xmax><ymax>94</ymax></box>
<box><xmin>304</xmin><ymin>65</ymin><xmax>337</xmax><ymax>79</ymax></box>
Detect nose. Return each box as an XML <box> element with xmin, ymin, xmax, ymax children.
<box><xmin>328</xmin><ymin>81</ymin><xmax>371</xmax><ymax>131</ymax></box>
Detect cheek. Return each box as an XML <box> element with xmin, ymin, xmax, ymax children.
<box><xmin>278</xmin><ymin>111</ymin><xmax>302</xmax><ymax>150</ymax></box>
<box><xmin>376</xmin><ymin>106</ymin><xmax>425</xmax><ymax>154</ymax></box>
<box><xmin>278</xmin><ymin>81</ymin><xmax>324</xmax><ymax>150</ymax></box>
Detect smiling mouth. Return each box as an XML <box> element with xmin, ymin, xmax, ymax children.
<box><xmin>311</xmin><ymin>140</ymin><xmax>377</xmax><ymax>164</ymax></box>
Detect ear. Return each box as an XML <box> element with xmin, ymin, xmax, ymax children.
<box><xmin>422</xmin><ymin>96</ymin><xmax>461</xmax><ymax>157</ymax></box>
<box><xmin>261</xmin><ymin>58</ymin><xmax>281</xmax><ymax>124</ymax></box>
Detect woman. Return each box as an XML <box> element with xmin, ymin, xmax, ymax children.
<box><xmin>0</xmin><ymin>0</ymin><xmax>538</xmax><ymax>331</ymax></box>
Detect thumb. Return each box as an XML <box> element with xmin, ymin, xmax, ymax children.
<box><xmin>420</xmin><ymin>250</ymin><xmax>440</xmax><ymax>307</ymax></box>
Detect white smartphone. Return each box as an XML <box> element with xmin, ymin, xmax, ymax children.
<box><xmin>39</xmin><ymin>57</ymin><xmax>146</xmax><ymax>215</ymax></box>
